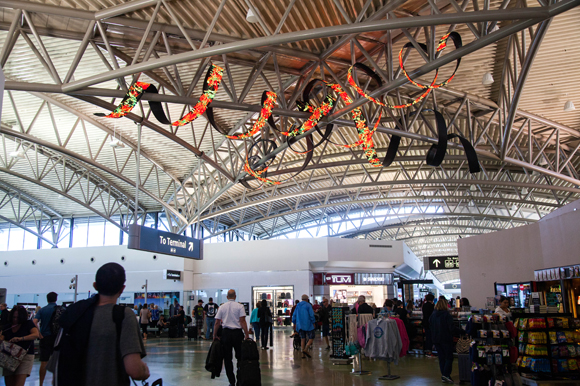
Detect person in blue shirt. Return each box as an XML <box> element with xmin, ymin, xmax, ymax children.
<box><xmin>292</xmin><ymin>294</ymin><xmax>315</xmax><ymax>359</ymax></box>
<box><xmin>33</xmin><ymin>292</ymin><xmax>58</xmax><ymax>386</ymax></box>
<box><xmin>249</xmin><ymin>303</ymin><xmax>261</xmax><ymax>345</ymax></box>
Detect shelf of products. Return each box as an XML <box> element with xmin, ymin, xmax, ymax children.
<box><xmin>252</xmin><ymin>286</ymin><xmax>294</xmax><ymax>326</ymax></box>
<box><xmin>514</xmin><ymin>314</ymin><xmax>580</xmax><ymax>380</ymax></box>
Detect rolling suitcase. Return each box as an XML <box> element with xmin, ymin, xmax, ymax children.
<box><xmin>458</xmin><ymin>353</ymin><xmax>471</xmax><ymax>383</ymax></box>
<box><xmin>168</xmin><ymin>326</ymin><xmax>178</xmax><ymax>338</ymax></box>
<box><xmin>236</xmin><ymin>360</ymin><xmax>261</xmax><ymax>386</ymax></box>
<box><xmin>188</xmin><ymin>326</ymin><xmax>197</xmax><ymax>341</ymax></box>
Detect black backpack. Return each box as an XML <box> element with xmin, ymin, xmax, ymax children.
<box><xmin>49</xmin><ymin>305</ymin><xmax>65</xmax><ymax>336</ymax></box>
<box><xmin>55</xmin><ymin>298</ymin><xmax>126</xmax><ymax>386</ymax></box>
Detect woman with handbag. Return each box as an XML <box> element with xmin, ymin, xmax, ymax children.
<box><xmin>258</xmin><ymin>299</ymin><xmax>272</xmax><ymax>350</ymax></box>
<box><xmin>0</xmin><ymin>306</ymin><xmax>40</xmax><ymax>386</ymax></box>
<box><xmin>139</xmin><ymin>303</ymin><xmax>152</xmax><ymax>341</ymax></box>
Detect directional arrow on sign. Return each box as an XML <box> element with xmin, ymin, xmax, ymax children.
<box><xmin>433</xmin><ymin>259</ymin><xmax>441</xmax><ymax>267</ymax></box>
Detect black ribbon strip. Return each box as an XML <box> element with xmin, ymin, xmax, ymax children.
<box><xmin>145</xmin><ymin>84</ymin><xmax>172</xmax><ymax>125</ymax></box>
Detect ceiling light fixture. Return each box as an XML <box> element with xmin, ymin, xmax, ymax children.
<box><xmin>109</xmin><ymin>138</ymin><xmax>125</xmax><ymax>149</ymax></box>
<box><xmin>482</xmin><ymin>73</ymin><xmax>494</xmax><ymax>85</ymax></box>
<box><xmin>521</xmin><ymin>187</ymin><xmax>529</xmax><ymax>195</ymax></box>
<box><xmin>470</xmin><ymin>184</ymin><xmax>477</xmax><ymax>191</ymax></box>
<box><xmin>564</xmin><ymin>100</ymin><xmax>576</xmax><ymax>112</ymax></box>
<box><xmin>9</xmin><ymin>150</ymin><xmax>25</xmax><ymax>159</ymax></box>
<box><xmin>246</xmin><ymin>7</ymin><xmax>259</xmax><ymax>23</ymax></box>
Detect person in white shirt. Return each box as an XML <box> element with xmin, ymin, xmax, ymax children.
<box><xmin>494</xmin><ymin>296</ymin><xmax>512</xmax><ymax>318</ymax></box>
<box><xmin>214</xmin><ymin>289</ymin><xmax>250</xmax><ymax>386</ymax></box>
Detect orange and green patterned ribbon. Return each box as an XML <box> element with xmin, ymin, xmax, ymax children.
<box><xmin>347</xmin><ymin>32</ymin><xmax>462</xmax><ymax>109</ymax></box>
<box><xmin>172</xmin><ymin>64</ymin><xmax>224</xmax><ymax>127</ymax></box>
<box><xmin>226</xmin><ymin>91</ymin><xmax>277</xmax><ymax>140</ymax></box>
<box><xmin>94</xmin><ymin>82</ymin><xmax>151</xmax><ymax>118</ymax></box>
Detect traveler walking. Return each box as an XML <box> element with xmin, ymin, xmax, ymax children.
<box><xmin>250</xmin><ymin>303</ymin><xmax>261</xmax><ymax>346</ymax></box>
<box><xmin>430</xmin><ymin>297</ymin><xmax>455</xmax><ymax>384</ymax></box>
<box><xmin>213</xmin><ymin>289</ymin><xmax>250</xmax><ymax>386</ymax></box>
<box><xmin>34</xmin><ymin>291</ymin><xmax>61</xmax><ymax>386</ymax></box>
<box><xmin>193</xmin><ymin>300</ymin><xmax>204</xmax><ymax>339</ymax></box>
<box><xmin>139</xmin><ymin>304</ymin><xmax>151</xmax><ymax>341</ymax></box>
<box><xmin>258</xmin><ymin>299</ymin><xmax>272</xmax><ymax>350</ymax></box>
<box><xmin>57</xmin><ymin>262</ymin><xmax>149</xmax><ymax>386</ymax></box>
<box><xmin>0</xmin><ymin>306</ymin><xmax>40</xmax><ymax>386</ymax></box>
<box><xmin>319</xmin><ymin>298</ymin><xmax>332</xmax><ymax>350</ymax></box>
<box><xmin>422</xmin><ymin>294</ymin><xmax>435</xmax><ymax>356</ymax></box>
<box><xmin>292</xmin><ymin>294</ymin><xmax>315</xmax><ymax>359</ymax></box>
<box><xmin>204</xmin><ymin>298</ymin><xmax>219</xmax><ymax>340</ymax></box>
<box><xmin>0</xmin><ymin>303</ymin><xmax>9</xmax><ymax>329</ymax></box>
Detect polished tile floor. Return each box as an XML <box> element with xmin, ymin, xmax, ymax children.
<box><xmin>2</xmin><ymin>329</ymin><xmax>456</xmax><ymax>386</ymax></box>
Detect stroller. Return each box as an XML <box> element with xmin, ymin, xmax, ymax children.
<box><xmin>292</xmin><ymin>333</ymin><xmax>301</xmax><ymax>351</ymax></box>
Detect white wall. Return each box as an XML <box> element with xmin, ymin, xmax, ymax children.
<box><xmin>0</xmin><ymin>245</ymin><xmax>186</xmax><ymax>307</ymax></box>
<box><xmin>458</xmin><ymin>199</ymin><xmax>580</xmax><ymax>308</ymax></box>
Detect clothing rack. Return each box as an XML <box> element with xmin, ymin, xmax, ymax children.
<box><xmin>376</xmin><ymin>312</ymin><xmax>400</xmax><ymax>381</ymax></box>
<box><xmin>348</xmin><ymin>314</ymin><xmax>372</xmax><ymax>376</ymax></box>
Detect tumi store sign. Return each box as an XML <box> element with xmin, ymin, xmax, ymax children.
<box><xmin>324</xmin><ymin>273</ymin><xmax>354</xmax><ymax>285</ymax></box>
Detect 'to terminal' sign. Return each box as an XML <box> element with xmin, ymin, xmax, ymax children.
<box><xmin>129</xmin><ymin>224</ymin><xmax>203</xmax><ymax>260</ymax></box>
<box><xmin>425</xmin><ymin>256</ymin><xmax>459</xmax><ymax>271</ymax></box>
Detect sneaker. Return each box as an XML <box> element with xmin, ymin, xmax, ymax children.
<box><xmin>442</xmin><ymin>376</ymin><xmax>454</xmax><ymax>384</ymax></box>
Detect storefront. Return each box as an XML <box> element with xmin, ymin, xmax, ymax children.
<box><xmin>252</xmin><ymin>285</ymin><xmax>294</xmax><ymax>326</ymax></box>
<box><xmin>325</xmin><ymin>273</ymin><xmax>395</xmax><ymax>307</ymax></box>
<box><xmin>494</xmin><ymin>282</ymin><xmax>532</xmax><ymax>308</ymax></box>
<box><xmin>534</xmin><ymin>264</ymin><xmax>580</xmax><ymax>316</ymax></box>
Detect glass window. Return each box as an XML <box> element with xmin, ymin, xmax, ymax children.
<box><xmin>104</xmin><ymin>222</ymin><xmax>121</xmax><ymax>246</ymax></box>
<box><xmin>57</xmin><ymin>228</ymin><xmax>70</xmax><ymax>249</ymax></box>
<box><xmin>23</xmin><ymin>230</ymin><xmax>38</xmax><ymax>250</ymax></box>
<box><xmin>0</xmin><ymin>226</ymin><xmax>9</xmax><ymax>251</ymax></box>
<box><xmin>143</xmin><ymin>213</ymin><xmax>157</xmax><ymax>229</ymax></box>
<box><xmin>121</xmin><ymin>230</ymin><xmax>128</xmax><ymax>245</ymax></box>
<box><xmin>87</xmin><ymin>217</ymin><xmax>105</xmax><ymax>247</ymax></box>
<box><xmin>72</xmin><ymin>218</ymin><xmax>88</xmax><ymax>248</ymax></box>
<box><xmin>7</xmin><ymin>226</ymin><xmax>24</xmax><ymax>250</ymax></box>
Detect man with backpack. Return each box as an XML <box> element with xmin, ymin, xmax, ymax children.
<box><xmin>34</xmin><ymin>292</ymin><xmax>60</xmax><ymax>386</ymax></box>
<box><xmin>56</xmin><ymin>262</ymin><xmax>149</xmax><ymax>386</ymax></box>
<box><xmin>193</xmin><ymin>300</ymin><xmax>205</xmax><ymax>339</ymax></box>
<box><xmin>204</xmin><ymin>297</ymin><xmax>219</xmax><ymax>340</ymax></box>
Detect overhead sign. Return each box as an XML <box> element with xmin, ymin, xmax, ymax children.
<box><xmin>325</xmin><ymin>273</ymin><xmax>354</xmax><ymax>285</ymax></box>
<box><xmin>425</xmin><ymin>256</ymin><xmax>459</xmax><ymax>270</ymax></box>
<box><xmin>163</xmin><ymin>270</ymin><xmax>182</xmax><ymax>281</ymax></box>
<box><xmin>128</xmin><ymin>224</ymin><xmax>203</xmax><ymax>259</ymax></box>
<box><xmin>354</xmin><ymin>273</ymin><xmax>394</xmax><ymax>285</ymax></box>
<box><xmin>444</xmin><ymin>283</ymin><xmax>461</xmax><ymax>290</ymax></box>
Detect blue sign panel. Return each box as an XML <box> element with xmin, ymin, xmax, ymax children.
<box><xmin>128</xmin><ymin>225</ymin><xmax>203</xmax><ymax>260</ymax></box>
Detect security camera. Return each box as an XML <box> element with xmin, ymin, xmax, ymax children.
<box><xmin>142</xmin><ymin>285</ymin><xmax>146</xmax><ymax>289</ymax></box>
<box><xmin>71</xmin><ymin>278</ymin><xmax>75</xmax><ymax>283</ymax></box>
<box><xmin>392</xmin><ymin>265</ymin><xmax>396</xmax><ymax>268</ymax></box>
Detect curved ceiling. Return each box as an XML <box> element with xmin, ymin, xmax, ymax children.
<box><xmin>1</xmin><ymin>0</ymin><xmax>579</xmax><ymax>282</ymax></box>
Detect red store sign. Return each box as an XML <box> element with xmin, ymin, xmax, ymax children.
<box><xmin>325</xmin><ymin>273</ymin><xmax>355</xmax><ymax>285</ymax></box>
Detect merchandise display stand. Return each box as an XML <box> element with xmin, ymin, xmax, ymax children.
<box><xmin>351</xmin><ymin>350</ymin><xmax>371</xmax><ymax>376</ymax></box>
<box><xmin>514</xmin><ymin>313</ymin><xmax>580</xmax><ymax>383</ymax></box>
<box><xmin>378</xmin><ymin>361</ymin><xmax>400</xmax><ymax>380</ymax></box>
<box><xmin>330</xmin><ymin>306</ymin><xmax>352</xmax><ymax>365</ymax></box>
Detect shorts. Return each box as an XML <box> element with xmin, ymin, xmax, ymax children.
<box><xmin>322</xmin><ymin>324</ymin><xmax>330</xmax><ymax>337</ymax></box>
<box><xmin>195</xmin><ymin>318</ymin><xmax>203</xmax><ymax>327</ymax></box>
<box><xmin>141</xmin><ymin>324</ymin><xmax>148</xmax><ymax>334</ymax></box>
<box><xmin>39</xmin><ymin>334</ymin><xmax>56</xmax><ymax>362</ymax></box>
<box><xmin>299</xmin><ymin>329</ymin><xmax>315</xmax><ymax>340</ymax></box>
<box><xmin>2</xmin><ymin>354</ymin><xmax>34</xmax><ymax>376</ymax></box>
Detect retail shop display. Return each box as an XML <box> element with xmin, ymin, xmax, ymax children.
<box><xmin>330</xmin><ymin>306</ymin><xmax>349</xmax><ymax>360</ymax></box>
<box><xmin>515</xmin><ymin>314</ymin><xmax>580</xmax><ymax>381</ymax></box>
<box><xmin>252</xmin><ymin>286</ymin><xmax>293</xmax><ymax>326</ymax></box>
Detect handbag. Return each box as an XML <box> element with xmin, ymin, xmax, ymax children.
<box><xmin>456</xmin><ymin>335</ymin><xmax>471</xmax><ymax>354</ymax></box>
<box><xmin>0</xmin><ymin>340</ymin><xmax>28</xmax><ymax>372</ymax></box>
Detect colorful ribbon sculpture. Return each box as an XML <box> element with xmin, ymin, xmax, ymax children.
<box><xmin>93</xmin><ymin>31</ymin><xmax>479</xmax><ymax>187</ymax></box>
<box><xmin>94</xmin><ymin>64</ymin><xmax>224</xmax><ymax>127</ymax></box>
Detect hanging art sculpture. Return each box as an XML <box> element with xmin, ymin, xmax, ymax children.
<box><xmin>94</xmin><ymin>32</ymin><xmax>479</xmax><ymax>187</ymax></box>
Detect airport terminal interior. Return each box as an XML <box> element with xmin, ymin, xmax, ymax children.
<box><xmin>0</xmin><ymin>0</ymin><xmax>580</xmax><ymax>385</ymax></box>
